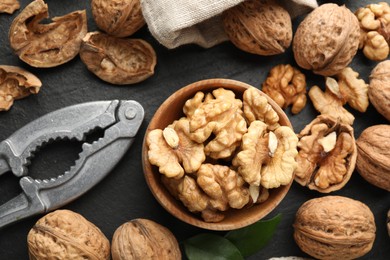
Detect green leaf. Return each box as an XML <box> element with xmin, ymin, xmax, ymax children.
<box><xmin>184</xmin><ymin>233</ymin><xmax>244</xmax><ymax>260</ymax></box>
<box><xmin>225</xmin><ymin>213</ymin><xmax>282</xmax><ymax>257</ymax></box>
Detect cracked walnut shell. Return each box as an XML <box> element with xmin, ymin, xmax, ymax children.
<box><xmin>294</xmin><ymin>196</ymin><xmax>376</xmax><ymax>260</ymax></box>
<box><xmin>111</xmin><ymin>219</ymin><xmax>181</xmax><ymax>260</ymax></box>
<box><xmin>9</xmin><ymin>0</ymin><xmax>87</xmax><ymax>68</ymax></box>
<box><xmin>294</xmin><ymin>115</ymin><xmax>357</xmax><ymax>193</ymax></box>
<box><xmin>262</xmin><ymin>64</ymin><xmax>307</xmax><ymax>114</ymax></box>
<box><xmin>356</xmin><ymin>125</ymin><xmax>390</xmax><ymax>191</ymax></box>
<box><xmin>0</xmin><ymin>65</ymin><xmax>41</xmax><ymax>111</ymax></box>
<box><xmin>293</xmin><ymin>4</ymin><xmax>360</xmax><ymax>76</ymax></box>
<box><xmin>91</xmin><ymin>0</ymin><xmax>145</xmax><ymax>38</ymax></box>
<box><xmin>369</xmin><ymin>60</ymin><xmax>390</xmax><ymax>121</ymax></box>
<box><xmin>27</xmin><ymin>209</ymin><xmax>110</xmax><ymax>260</ymax></box>
<box><xmin>223</xmin><ymin>0</ymin><xmax>292</xmax><ymax>56</ymax></box>
<box><xmin>80</xmin><ymin>31</ymin><xmax>156</xmax><ymax>85</ymax></box>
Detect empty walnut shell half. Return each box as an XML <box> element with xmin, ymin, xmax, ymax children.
<box><xmin>8</xmin><ymin>0</ymin><xmax>87</xmax><ymax>68</ymax></box>
<box><xmin>91</xmin><ymin>0</ymin><xmax>145</xmax><ymax>38</ymax></box>
<box><xmin>28</xmin><ymin>209</ymin><xmax>110</xmax><ymax>260</ymax></box>
<box><xmin>111</xmin><ymin>219</ymin><xmax>181</xmax><ymax>260</ymax></box>
<box><xmin>294</xmin><ymin>196</ymin><xmax>376</xmax><ymax>260</ymax></box>
<box><xmin>294</xmin><ymin>115</ymin><xmax>357</xmax><ymax>193</ymax></box>
<box><xmin>293</xmin><ymin>3</ymin><xmax>360</xmax><ymax>76</ymax></box>
<box><xmin>80</xmin><ymin>31</ymin><xmax>157</xmax><ymax>85</ymax></box>
<box><xmin>223</xmin><ymin>0</ymin><xmax>292</xmax><ymax>56</ymax></box>
<box><xmin>369</xmin><ymin>60</ymin><xmax>390</xmax><ymax>121</ymax></box>
<box><xmin>356</xmin><ymin>125</ymin><xmax>390</xmax><ymax>191</ymax></box>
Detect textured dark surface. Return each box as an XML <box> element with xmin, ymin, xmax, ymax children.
<box><xmin>0</xmin><ymin>0</ymin><xmax>389</xmax><ymax>259</ymax></box>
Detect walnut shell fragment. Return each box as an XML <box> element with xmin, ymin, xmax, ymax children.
<box><xmin>294</xmin><ymin>196</ymin><xmax>376</xmax><ymax>260</ymax></box>
<box><xmin>91</xmin><ymin>0</ymin><xmax>145</xmax><ymax>38</ymax></box>
<box><xmin>369</xmin><ymin>60</ymin><xmax>390</xmax><ymax>121</ymax></box>
<box><xmin>80</xmin><ymin>31</ymin><xmax>157</xmax><ymax>85</ymax></box>
<box><xmin>0</xmin><ymin>0</ymin><xmax>20</xmax><ymax>14</ymax></box>
<box><xmin>111</xmin><ymin>219</ymin><xmax>181</xmax><ymax>260</ymax></box>
<box><xmin>9</xmin><ymin>0</ymin><xmax>87</xmax><ymax>68</ymax></box>
<box><xmin>294</xmin><ymin>115</ymin><xmax>357</xmax><ymax>193</ymax></box>
<box><xmin>0</xmin><ymin>65</ymin><xmax>42</xmax><ymax>111</ymax></box>
<box><xmin>293</xmin><ymin>4</ymin><xmax>360</xmax><ymax>76</ymax></box>
<box><xmin>28</xmin><ymin>209</ymin><xmax>110</xmax><ymax>260</ymax></box>
<box><xmin>356</xmin><ymin>125</ymin><xmax>390</xmax><ymax>191</ymax></box>
<box><xmin>223</xmin><ymin>0</ymin><xmax>292</xmax><ymax>56</ymax></box>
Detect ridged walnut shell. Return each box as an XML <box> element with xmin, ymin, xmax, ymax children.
<box><xmin>111</xmin><ymin>219</ymin><xmax>181</xmax><ymax>260</ymax></box>
<box><xmin>9</xmin><ymin>0</ymin><xmax>87</xmax><ymax>68</ymax></box>
<box><xmin>27</xmin><ymin>210</ymin><xmax>110</xmax><ymax>260</ymax></box>
<box><xmin>80</xmin><ymin>31</ymin><xmax>156</xmax><ymax>85</ymax></box>
<box><xmin>293</xmin><ymin>4</ymin><xmax>360</xmax><ymax>76</ymax></box>
<box><xmin>91</xmin><ymin>0</ymin><xmax>145</xmax><ymax>38</ymax></box>
<box><xmin>369</xmin><ymin>60</ymin><xmax>390</xmax><ymax>121</ymax></box>
<box><xmin>356</xmin><ymin>125</ymin><xmax>390</xmax><ymax>191</ymax></box>
<box><xmin>222</xmin><ymin>0</ymin><xmax>292</xmax><ymax>56</ymax></box>
<box><xmin>294</xmin><ymin>196</ymin><xmax>376</xmax><ymax>260</ymax></box>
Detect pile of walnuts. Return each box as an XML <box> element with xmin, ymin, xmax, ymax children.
<box><xmin>147</xmin><ymin>87</ymin><xmax>298</xmax><ymax>222</ymax></box>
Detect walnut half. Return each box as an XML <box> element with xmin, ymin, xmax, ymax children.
<box><xmin>9</xmin><ymin>0</ymin><xmax>87</xmax><ymax>67</ymax></box>
<box><xmin>294</xmin><ymin>115</ymin><xmax>357</xmax><ymax>193</ymax></box>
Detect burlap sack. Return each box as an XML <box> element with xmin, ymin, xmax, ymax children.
<box><xmin>140</xmin><ymin>0</ymin><xmax>318</xmax><ymax>49</ymax></box>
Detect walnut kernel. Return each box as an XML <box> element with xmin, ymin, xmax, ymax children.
<box><xmin>0</xmin><ymin>65</ymin><xmax>42</xmax><ymax>111</ymax></box>
<box><xmin>294</xmin><ymin>115</ymin><xmax>357</xmax><ymax>193</ymax></box>
<box><xmin>262</xmin><ymin>64</ymin><xmax>307</xmax><ymax>114</ymax></box>
<box><xmin>0</xmin><ymin>0</ymin><xmax>20</xmax><ymax>14</ymax></box>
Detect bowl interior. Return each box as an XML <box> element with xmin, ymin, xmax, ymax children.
<box><xmin>142</xmin><ymin>78</ymin><xmax>293</xmax><ymax>230</ymax></box>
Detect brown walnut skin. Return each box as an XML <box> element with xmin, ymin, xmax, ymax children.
<box><xmin>91</xmin><ymin>0</ymin><xmax>145</xmax><ymax>38</ymax></box>
<box><xmin>369</xmin><ymin>60</ymin><xmax>390</xmax><ymax>121</ymax></box>
<box><xmin>8</xmin><ymin>0</ymin><xmax>87</xmax><ymax>68</ymax></box>
<box><xmin>27</xmin><ymin>209</ymin><xmax>110</xmax><ymax>260</ymax></box>
<box><xmin>80</xmin><ymin>31</ymin><xmax>157</xmax><ymax>85</ymax></box>
<box><xmin>293</xmin><ymin>4</ymin><xmax>360</xmax><ymax>76</ymax></box>
<box><xmin>223</xmin><ymin>0</ymin><xmax>292</xmax><ymax>56</ymax></box>
<box><xmin>294</xmin><ymin>196</ymin><xmax>376</xmax><ymax>260</ymax></box>
<box><xmin>356</xmin><ymin>125</ymin><xmax>390</xmax><ymax>191</ymax></box>
<box><xmin>111</xmin><ymin>219</ymin><xmax>181</xmax><ymax>260</ymax></box>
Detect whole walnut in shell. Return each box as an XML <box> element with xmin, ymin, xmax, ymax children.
<box><xmin>369</xmin><ymin>60</ymin><xmax>390</xmax><ymax>121</ymax></box>
<box><xmin>27</xmin><ymin>209</ymin><xmax>110</xmax><ymax>260</ymax></box>
<box><xmin>91</xmin><ymin>0</ymin><xmax>145</xmax><ymax>38</ymax></box>
<box><xmin>356</xmin><ymin>125</ymin><xmax>390</xmax><ymax>191</ymax></box>
<box><xmin>293</xmin><ymin>4</ymin><xmax>360</xmax><ymax>76</ymax></box>
<box><xmin>222</xmin><ymin>0</ymin><xmax>292</xmax><ymax>56</ymax></box>
<box><xmin>294</xmin><ymin>196</ymin><xmax>376</xmax><ymax>260</ymax></box>
<box><xmin>111</xmin><ymin>219</ymin><xmax>181</xmax><ymax>260</ymax></box>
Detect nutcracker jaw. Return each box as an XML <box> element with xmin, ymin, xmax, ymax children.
<box><xmin>0</xmin><ymin>100</ymin><xmax>144</xmax><ymax>229</ymax></box>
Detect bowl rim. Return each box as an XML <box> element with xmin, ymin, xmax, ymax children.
<box><xmin>142</xmin><ymin>78</ymin><xmax>294</xmax><ymax>231</ymax></box>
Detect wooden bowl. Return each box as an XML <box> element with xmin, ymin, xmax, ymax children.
<box><xmin>142</xmin><ymin>78</ymin><xmax>294</xmax><ymax>231</ymax></box>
